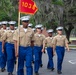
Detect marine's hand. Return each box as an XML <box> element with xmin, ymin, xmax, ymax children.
<box><xmin>2</xmin><ymin>49</ymin><xmax>4</xmax><ymax>53</ymax></box>
<box><xmin>15</xmin><ymin>52</ymin><xmax>19</xmax><ymax>57</ymax></box>
<box><xmin>42</xmin><ymin>49</ymin><xmax>45</xmax><ymax>53</ymax></box>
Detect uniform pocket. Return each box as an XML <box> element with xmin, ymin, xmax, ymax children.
<box><xmin>19</xmin><ymin>32</ymin><xmax>25</xmax><ymax>38</ymax></box>
<box><xmin>7</xmin><ymin>33</ymin><xmax>12</xmax><ymax>37</ymax></box>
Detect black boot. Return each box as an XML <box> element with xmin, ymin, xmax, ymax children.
<box><xmin>8</xmin><ymin>72</ymin><xmax>13</xmax><ymax>75</ymax></box>
<box><xmin>35</xmin><ymin>72</ymin><xmax>39</xmax><ymax>75</ymax></box>
<box><xmin>40</xmin><ymin>64</ymin><xmax>43</xmax><ymax>68</ymax></box>
<box><xmin>1</xmin><ymin>68</ymin><xmax>6</xmax><ymax>72</ymax></box>
<box><xmin>57</xmin><ymin>70</ymin><xmax>62</xmax><ymax>74</ymax></box>
<box><xmin>51</xmin><ymin>68</ymin><xmax>54</xmax><ymax>71</ymax></box>
<box><xmin>47</xmin><ymin>67</ymin><xmax>54</xmax><ymax>71</ymax></box>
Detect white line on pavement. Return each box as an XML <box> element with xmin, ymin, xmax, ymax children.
<box><xmin>68</xmin><ymin>60</ymin><xmax>76</xmax><ymax>64</ymax></box>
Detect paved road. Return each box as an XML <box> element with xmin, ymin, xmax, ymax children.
<box><xmin>0</xmin><ymin>50</ymin><xmax>76</xmax><ymax>75</ymax></box>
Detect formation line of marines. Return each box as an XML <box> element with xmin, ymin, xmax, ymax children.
<box><xmin>0</xmin><ymin>16</ymin><xmax>70</xmax><ymax>75</ymax></box>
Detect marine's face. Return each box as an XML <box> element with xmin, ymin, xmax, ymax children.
<box><xmin>57</xmin><ymin>30</ymin><xmax>62</xmax><ymax>35</ymax></box>
<box><xmin>36</xmin><ymin>28</ymin><xmax>42</xmax><ymax>33</ymax></box>
<box><xmin>10</xmin><ymin>25</ymin><xmax>14</xmax><ymax>30</ymax></box>
<box><xmin>22</xmin><ymin>21</ymin><xmax>29</xmax><ymax>28</ymax></box>
<box><xmin>2</xmin><ymin>25</ymin><xmax>7</xmax><ymax>29</ymax></box>
<box><xmin>48</xmin><ymin>32</ymin><xmax>52</xmax><ymax>37</ymax></box>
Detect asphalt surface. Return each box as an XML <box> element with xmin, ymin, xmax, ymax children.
<box><xmin>0</xmin><ymin>50</ymin><xmax>76</xmax><ymax>75</ymax></box>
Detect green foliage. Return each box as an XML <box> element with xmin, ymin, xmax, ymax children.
<box><xmin>68</xmin><ymin>6</ymin><xmax>76</xmax><ymax>16</ymax></box>
<box><xmin>0</xmin><ymin>11</ymin><xmax>10</xmax><ymax>21</ymax></box>
<box><xmin>0</xmin><ymin>0</ymin><xmax>76</xmax><ymax>31</ymax></box>
<box><xmin>30</xmin><ymin>16</ymin><xmax>36</xmax><ymax>28</ymax></box>
<box><xmin>0</xmin><ymin>0</ymin><xmax>18</xmax><ymax>21</ymax></box>
<box><xmin>52</xmin><ymin>0</ymin><xmax>64</xmax><ymax>6</ymax></box>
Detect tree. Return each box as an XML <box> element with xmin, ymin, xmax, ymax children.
<box><xmin>26</xmin><ymin>0</ymin><xmax>76</xmax><ymax>41</ymax></box>
<box><xmin>63</xmin><ymin>0</ymin><xmax>76</xmax><ymax>41</ymax></box>
<box><xmin>0</xmin><ymin>0</ymin><xmax>76</xmax><ymax>41</ymax></box>
<box><xmin>0</xmin><ymin>0</ymin><xmax>18</xmax><ymax>21</ymax></box>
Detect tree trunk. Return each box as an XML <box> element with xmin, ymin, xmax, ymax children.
<box><xmin>64</xmin><ymin>25</ymin><xmax>74</xmax><ymax>42</ymax></box>
<box><xmin>65</xmin><ymin>30</ymin><xmax>71</xmax><ymax>42</ymax></box>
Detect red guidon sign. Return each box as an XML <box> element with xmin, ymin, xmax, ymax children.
<box><xmin>19</xmin><ymin>0</ymin><xmax>38</xmax><ymax>15</ymax></box>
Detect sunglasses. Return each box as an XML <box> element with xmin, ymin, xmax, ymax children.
<box><xmin>22</xmin><ymin>20</ymin><xmax>29</xmax><ymax>23</ymax></box>
<box><xmin>58</xmin><ymin>29</ymin><xmax>63</xmax><ymax>31</ymax></box>
<box><xmin>3</xmin><ymin>24</ymin><xmax>7</xmax><ymax>25</ymax></box>
<box><xmin>10</xmin><ymin>24</ymin><xmax>15</xmax><ymax>26</ymax></box>
<box><xmin>37</xmin><ymin>28</ymin><xmax>41</xmax><ymax>29</ymax></box>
